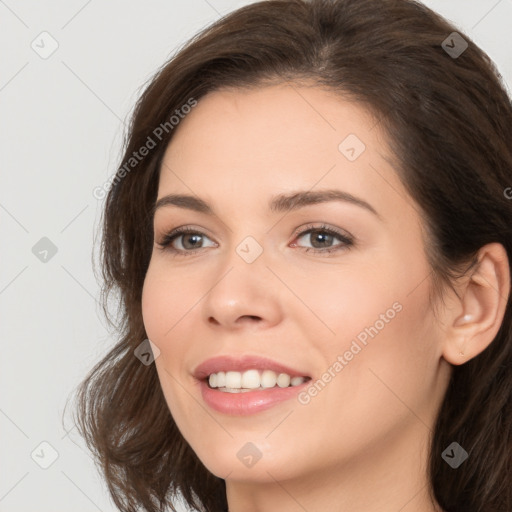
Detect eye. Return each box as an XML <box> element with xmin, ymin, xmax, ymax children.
<box><xmin>156</xmin><ymin>226</ymin><xmax>217</xmax><ymax>254</ymax></box>
<box><xmin>156</xmin><ymin>223</ymin><xmax>354</xmax><ymax>257</ymax></box>
<box><xmin>291</xmin><ymin>223</ymin><xmax>354</xmax><ymax>255</ymax></box>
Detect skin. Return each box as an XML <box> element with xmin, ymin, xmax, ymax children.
<box><xmin>141</xmin><ymin>83</ymin><xmax>510</xmax><ymax>512</ymax></box>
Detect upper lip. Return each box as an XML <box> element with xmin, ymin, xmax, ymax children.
<box><xmin>193</xmin><ymin>354</ymin><xmax>312</xmax><ymax>381</ymax></box>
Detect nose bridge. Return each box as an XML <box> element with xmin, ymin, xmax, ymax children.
<box><xmin>233</xmin><ymin>233</ymin><xmax>265</xmax><ymax>265</ymax></box>
<box><xmin>201</xmin><ymin>229</ymin><xmax>283</xmax><ymax>328</ymax></box>
<box><xmin>217</xmin><ymin>207</ymin><xmax>271</xmax><ymax>266</ymax></box>
<box><xmin>215</xmin><ymin>229</ymin><xmax>270</xmax><ymax>292</ymax></box>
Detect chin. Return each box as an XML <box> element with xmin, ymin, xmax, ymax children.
<box><xmin>193</xmin><ymin>437</ymin><xmax>305</xmax><ymax>483</ymax></box>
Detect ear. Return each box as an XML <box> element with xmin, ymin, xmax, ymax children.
<box><xmin>442</xmin><ymin>243</ymin><xmax>510</xmax><ymax>365</ymax></box>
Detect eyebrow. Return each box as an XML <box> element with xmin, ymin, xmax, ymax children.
<box><xmin>153</xmin><ymin>189</ymin><xmax>381</xmax><ymax>219</ymax></box>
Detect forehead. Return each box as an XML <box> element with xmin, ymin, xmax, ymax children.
<box><xmin>163</xmin><ymin>83</ymin><xmax>379</xmax><ymax>166</ymax></box>
<box><xmin>158</xmin><ymin>84</ymin><xmax>410</xmax><ymax>222</ymax></box>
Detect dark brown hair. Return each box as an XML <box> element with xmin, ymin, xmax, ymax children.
<box><xmin>71</xmin><ymin>1</ymin><xmax>512</xmax><ymax>511</ymax></box>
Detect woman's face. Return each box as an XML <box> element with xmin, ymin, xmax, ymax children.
<box><xmin>142</xmin><ymin>84</ymin><xmax>452</xmax><ymax>486</ymax></box>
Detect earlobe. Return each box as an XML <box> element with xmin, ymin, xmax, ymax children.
<box><xmin>453</xmin><ymin>314</ymin><xmax>473</xmax><ymax>358</ymax></box>
<box><xmin>441</xmin><ymin>243</ymin><xmax>510</xmax><ymax>366</ymax></box>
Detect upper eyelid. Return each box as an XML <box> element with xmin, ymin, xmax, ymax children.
<box><xmin>156</xmin><ymin>224</ymin><xmax>346</xmax><ymax>238</ymax></box>
<box><xmin>157</xmin><ymin>224</ymin><xmax>352</xmax><ymax>248</ymax></box>
<box><xmin>156</xmin><ymin>225</ymin><xmax>215</xmax><ymax>242</ymax></box>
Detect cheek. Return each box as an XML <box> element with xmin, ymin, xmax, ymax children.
<box><xmin>298</xmin><ymin>286</ymin><xmax>437</xmax><ymax>465</ymax></box>
<box><xmin>141</xmin><ymin>267</ymin><xmax>199</xmax><ymax>434</ymax></box>
<box><xmin>325</xmin><ymin>278</ymin><xmax>439</xmax><ymax>429</ymax></box>
<box><xmin>141</xmin><ymin>261</ymin><xmax>187</xmax><ymax>342</ymax></box>
<box><xmin>303</xmin><ymin>247</ymin><xmax>437</xmax><ymax>403</ymax></box>
<box><xmin>141</xmin><ymin>260</ymin><xmax>204</xmax><ymax>396</ymax></box>
<box><xmin>290</xmin><ymin>259</ymin><xmax>404</xmax><ymax>352</ymax></box>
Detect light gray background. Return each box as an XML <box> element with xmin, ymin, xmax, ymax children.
<box><xmin>1</xmin><ymin>1</ymin><xmax>511</xmax><ymax>511</ymax></box>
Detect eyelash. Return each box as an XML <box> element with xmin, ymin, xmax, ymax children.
<box><xmin>156</xmin><ymin>223</ymin><xmax>354</xmax><ymax>257</ymax></box>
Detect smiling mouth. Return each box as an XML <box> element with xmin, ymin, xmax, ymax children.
<box><xmin>203</xmin><ymin>369</ymin><xmax>312</xmax><ymax>392</ymax></box>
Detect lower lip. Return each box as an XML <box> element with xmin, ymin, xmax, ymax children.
<box><xmin>198</xmin><ymin>379</ymin><xmax>310</xmax><ymax>416</ymax></box>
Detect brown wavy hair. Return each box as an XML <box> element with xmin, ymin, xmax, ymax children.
<box><xmin>70</xmin><ymin>1</ymin><xmax>512</xmax><ymax>511</ymax></box>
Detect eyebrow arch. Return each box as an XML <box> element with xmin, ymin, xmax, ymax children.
<box><xmin>153</xmin><ymin>189</ymin><xmax>381</xmax><ymax>219</ymax></box>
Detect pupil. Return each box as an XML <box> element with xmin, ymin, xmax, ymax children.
<box><xmin>312</xmin><ymin>231</ymin><xmax>332</xmax><ymax>248</ymax></box>
<box><xmin>184</xmin><ymin>234</ymin><xmax>201</xmax><ymax>249</ymax></box>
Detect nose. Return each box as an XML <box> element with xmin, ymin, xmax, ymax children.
<box><xmin>201</xmin><ymin>248</ymin><xmax>284</xmax><ymax>331</ymax></box>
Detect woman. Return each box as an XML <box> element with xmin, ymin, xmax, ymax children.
<box><xmin>74</xmin><ymin>1</ymin><xmax>512</xmax><ymax>511</ymax></box>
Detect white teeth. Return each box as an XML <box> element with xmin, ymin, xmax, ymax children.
<box><xmin>216</xmin><ymin>371</ymin><xmax>226</xmax><ymax>387</ymax></box>
<box><xmin>290</xmin><ymin>376</ymin><xmax>305</xmax><ymax>386</ymax></box>
<box><xmin>225</xmin><ymin>371</ymin><xmax>242</xmax><ymax>388</ymax></box>
<box><xmin>207</xmin><ymin>369</ymin><xmax>308</xmax><ymax>391</ymax></box>
<box><xmin>241</xmin><ymin>369</ymin><xmax>260</xmax><ymax>389</ymax></box>
<box><xmin>277</xmin><ymin>373</ymin><xmax>291</xmax><ymax>387</ymax></box>
<box><xmin>261</xmin><ymin>369</ymin><xmax>277</xmax><ymax>388</ymax></box>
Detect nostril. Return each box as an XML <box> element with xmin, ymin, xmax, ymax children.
<box><xmin>239</xmin><ymin>315</ymin><xmax>262</xmax><ymax>322</ymax></box>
